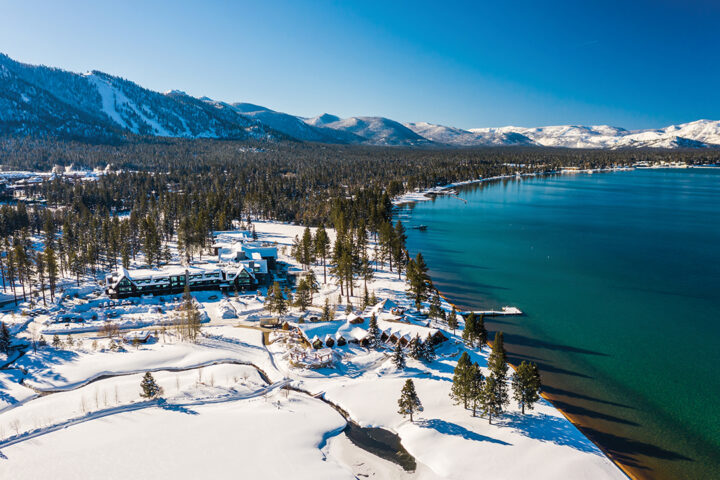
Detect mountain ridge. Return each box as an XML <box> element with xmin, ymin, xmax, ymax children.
<box><xmin>1</xmin><ymin>53</ymin><xmax>718</xmax><ymax>149</ymax></box>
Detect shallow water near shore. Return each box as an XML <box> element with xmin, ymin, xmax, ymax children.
<box><xmin>398</xmin><ymin>168</ymin><xmax>720</xmax><ymax>480</ymax></box>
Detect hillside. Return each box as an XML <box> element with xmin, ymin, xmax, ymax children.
<box><xmin>1</xmin><ymin>53</ymin><xmax>719</xmax><ymax>148</ymax></box>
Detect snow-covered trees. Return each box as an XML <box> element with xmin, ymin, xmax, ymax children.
<box><xmin>265</xmin><ymin>281</ymin><xmax>287</xmax><ymax>317</ymax></box>
<box><xmin>512</xmin><ymin>361</ymin><xmax>542</xmax><ymax>414</ymax></box>
<box><xmin>294</xmin><ymin>278</ymin><xmax>312</xmax><ymax>311</ymax></box>
<box><xmin>139</xmin><ymin>372</ymin><xmax>163</xmax><ymax>399</ymax></box>
<box><xmin>398</xmin><ymin>379</ymin><xmax>423</xmax><ymax>422</ymax></box>
<box><xmin>392</xmin><ymin>342</ymin><xmax>406</xmax><ymax>369</ymax></box>
<box><xmin>462</xmin><ymin>313</ymin><xmax>487</xmax><ymax>348</ymax></box>
<box><xmin>0</xmin><ymin>321</ymin><xmax>11</xmax><ymax>354</ymax></box>
<box><xmin>367</xmin><ymin>314</ymin><xmax>381</xmax><ymax>349</ymax></box>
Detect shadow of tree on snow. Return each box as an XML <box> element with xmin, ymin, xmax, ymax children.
<box><xmin>418</xmin><ymin>418</ymin><xmax>511</xmax><ymax>446</ymax></box>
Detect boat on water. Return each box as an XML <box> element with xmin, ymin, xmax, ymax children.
<box><xmin>413</xmin><ymin>225</ymin><xmax>428</xmax><ymax>231</ymax></box>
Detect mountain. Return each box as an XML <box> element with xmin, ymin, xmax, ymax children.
<box><xmin>226</xmin><ymin>103</ymin><xmax>364</xmax><ymax>144</ymax></box>
<box><xmin>0</xmin><ymin>53</ymin><xmax>718</xmax><ymax>149</ymax></box>
<box><xmin>468</xmin><ymin>122</ymin><xmax>720</xmax><ymax>149</ymax></box>
<box><xmin>405</xmin><ymin>122</ymin><xmax>536</xmax><ymax>146</ymax></box>
<box><xmin>305</xmin><ymin>116</ymin><xmax>430</xmax><ymax>146</ymax></box>
<box><xmin>0</xmin><ymin>54</ymin><xmax>271</xmax><ymax>141</ymax></box>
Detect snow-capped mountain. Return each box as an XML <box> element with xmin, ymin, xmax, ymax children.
<box><xmin>0</xmin><ymin>54</ymin><xmax>270</xmax><ymax>140</ymax></box>
<box><xmin>0</xmin><ymin>53</ymin><xmax>718</xmax><ymax>149</ymax></box>
<box><xmin>467</xmin><ymin>122</ymin><xmax>720</xmax><ymax>149</ymax></box>
<box><xmin>304</xmin><ymin>115</ymin><xmax>430</xmax><ymax>146</ymax></box>
<box><xmin>405</xmin><ymin>122</ymin><xmax>536</xmax><ymax>146</ymax></box>
<box><xmin>226</xmin><ymin>103</ymin><xmax>364</xmax><ymax>144</ymax></box>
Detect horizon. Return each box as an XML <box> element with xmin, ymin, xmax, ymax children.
<box><xmin>1</xmin><ymin>1</ymin><xmax>719</xmax><ymax>130</ymax></box>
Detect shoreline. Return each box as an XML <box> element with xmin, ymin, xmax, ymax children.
<box><xmin>435</xmin><ymin>291</ymin><xmax>635</xmax><ymax>480</ymax></box>
<box><xmin>392</xmin><ymin>166</ymin><xmax>635</xmax><ymax>206</ymax></box>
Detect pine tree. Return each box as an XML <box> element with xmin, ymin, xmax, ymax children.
<box><xmin>294</xmin><ymin>278</ymin><xmax>311</xmax><ymax>311</ymax></box>
<box><xmin>409</xmin><ymin>334</ymin><xmax>422</xmax><ymax>360</ymax></box>
<box><xmin>367</xmin><ymin>313</ymin><xmax>380</xmax><ymax>349</ymax></box>
<box><xmin>397</xmin><ymin>379</ymin><xmax>423</xmax><ymax>422</ymax></box>
<box><xmin>512</xmin><ymin>361</ymin><xmax>542</xmax><ymax>414</ymax></box>
<box><xmin>265</xmin><ymin>282</ymin><xmax>287</xmax><ymax>317</ymax></box>
<box><xmin>140</xmin><ymin>372</ymin><xmax>162</xmax><ymax>399</ymax></box>
<box><xmin>369</xmin><ymin>290</ymin><xmax>378</xmax><ymax>306</ymax></box>
<box><xmin>52</xmin><ymin>334</ymin><xmax>61</xmax><ymax>348</ymax></box>
<box><xmin>468</xmin><ymin>362</ymin><xmax>485</xmax><ymax>417</ymax></box>
<box><xmin>0</xmin><ymin>322</ymin><xmax>11</xmax><ymax>354</ymax></box>
<box><xmin>481</xmin><ymin>374</ymin><xmax>507</xmax><ymax>424</ymax></box>
<box><xmin>314</xmin><ymin>226</ymin><xmax>330</xmax><ymax>284</ymax></box>
<box><xmin>450</xmin><ymin>351</ymin><xmax>473</xmax><ymax>409</ymax></box>
<box><xmin>476</xmin><ymin>314</ymin><xmax>488</xmax><ymax>347</ymax></box>
<box><xmin>422</xmin><ymin>333</ymin><xmax>436</xmax><ymax>362</ymax></box>
<box><xmin>321</xmin><ymin>297</ymin><xmax>333</xmax><ymax>322</ymax></box>
<box><xmin>482</xmin><ymin>331</ymin><xmax>509</xmax><ymax>423</ymax></box>
<box><xmin>488</xmin><ymin>331</ymin><xmax>508</xmax><ymax>380</ymax></box>
<box><xmin>462</xmin><ymin>313</ymin><xmax>477</xmax><ymax>347</ymax></box>
<box><xmin>428</xmin><ymin>290</ymin><xmax>444</xmax><ymax>320</ymax></box>
<box><xmin>406</xmin><ymin>252</ymin><xmax>431</xmax><ymax>310</ymax></box>
<box><xmin>392</xmin><ymin>342</ymin><xmax>406</xmax><ymax>369</ymax></box>
<box><xmin>447</xmin><ymin>306</ymin><xmax>458</xmax><ymax>334</ymax></box>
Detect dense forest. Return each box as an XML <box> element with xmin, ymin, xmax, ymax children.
<box><xmin>1</xmin><ymin>137</ymin><xmax>719</xmax><ymax>299</ymax></box>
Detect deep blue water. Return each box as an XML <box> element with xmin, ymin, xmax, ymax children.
<box><xmin>398</xmin><ymin>169</ymin><xmax>720</xmax><ymax>479</ymax></box>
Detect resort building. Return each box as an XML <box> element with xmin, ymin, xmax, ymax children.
<box><xmin>105</xmin><ymin>260</ymin><xmax>271</xmax><ymax>299</ymax></box>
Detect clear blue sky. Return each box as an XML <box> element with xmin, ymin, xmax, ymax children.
<box><xmin>1</xmin><ymin>0</ymin><xmax>718</xmax><ymax>129</ymax></box>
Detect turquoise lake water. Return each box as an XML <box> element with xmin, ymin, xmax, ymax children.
<box><xmin>397</xmin><ymin>169</ymin><xmax>720</xmax><ymax>479</ymax></box>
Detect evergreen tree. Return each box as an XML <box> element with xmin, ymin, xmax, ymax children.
<box><xmin>139</xmin><ymin>372</ymin><xmax>162</xmax><ymax>399</ymax></box>
<box><xmin>265</xmin><ymin>282</ymin><xmax>287</xmax><ymax>317</ymax></box>
<box><xmin>482</xmin><ymin>331</ymin><xmax>509</xmax><ymax>422</ymax></box>
<box><xmin>447</xmin><ymin>306</ymin><xmax>458</xmax><ymax>335</ymax></box>
<box><xmin>462</xmin><ymin>313</ymin><xmax>477</xmax><ymax>347</ymax></box>
<box><xmin>305</xmin><ymin>269</ymin><xmax>320</xmax><ymax>302</ymax></box>
<box><xmin>392</xmin><ymin>342</ymin><xmax>406</xmax><ymax>369</ymax></box>
<box><xmin>314</xmin><ymin>225</ymin><xmax>330</xmax><ymax>284</ymax></box>
<box><xmin>422</xmin><ymin>333</ymin><xmax>436</xmax><ymax>362</ymax></box>
<box><xmin>481</xmin><ymin>374</ymin><xmax>507</xmax><ymax>424</ymax></box>
<box><xmin>476</xmin><ymin>314</ymin><xmax>488</xmax><ymax>347</ymax></box>
<box><xmin>367</xmin><ymin>313</ymin><xmax>381</xmax><ymax>349</ymax></box>
<box><xmin>428</xmin><ymin>290</ymin><xmax>444</xmax><ymax>321</ymax></box>
<box><xmin>392</xmin><ymin>221</ymin><xmax>407</xmax><ymax>280</ymax></box>
<box><xmin>321</xmin><ymin>297</ymin><xmax>333</xmax><ymax>322</ymax></box>
<box><xmin>406</xmin><ymin>252</ymin><xmax>431</xmax><ymax>310</ymax></box>
<box><xmin>512</xmin><ymin>361</ymin><xmax>542</xmax><ymax>414</ymax></box>
<box><xmin>409</xmin><ymin>334</ymin><xmax>422</xmax><ymax>360</ymax></box>
<box><xmin>301</xmin><ymin>227</ymin><xmax>315</xmax><ymax>270</ymax></box>
<box><xmin>0</xmin><ymin>322</ymin><xmax>11</xmax><ymax>354</ymax></box>
<box><xmin>294</xmin><ymin>278</ymin><xmax>311</xmax><ymax>311</ymax></box>
<box><xmin>369</xmin><ymin>290</ymin><xmax>378</xmax><ymax>306</ymax></box>
<box><xmin>52</xmin><ymin>334</ymin><xmax>61</xmax><ymax>348</ymax></box>
<box><xmin>468</xmin><ymin>362</ymin><xmax>485</xmax><ymax>417</ymax></box>
<box><xmin>488</xmin><ymin>331</ymin><xmax>508</xmax><ymax>380</ymax></box>
<box><xmin>450</xmin><ymin>351</ymin><xmax>473</xmax><ymax>409</ymax></box>
<box><xmin>397</xmin><ymin>379</ymin><xmax>423</xmax><ymax>422</ymax></box>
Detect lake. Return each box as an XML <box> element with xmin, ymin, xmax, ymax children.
<box><xmin>397</xmin><ymin>168</ymin><xmax>720</xmax><ymax>480</ymax></box>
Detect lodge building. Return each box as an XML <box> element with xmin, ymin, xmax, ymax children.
<box><xmin>105</xmin><ymin>260</ymin><xmax>271</xmax><ymax>299</ymax></box>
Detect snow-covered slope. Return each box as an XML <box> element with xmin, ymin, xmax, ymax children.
<box><xmin>226</xmin><ymin>103</ymin><xmax>364</xmax><ymax>144</ymax></box>
<box><xmin>0</xmin><ymin>52</ymin><xmax>718</xmax><ymax>148</ymax></box>
<box><xmin>406</xmin><ymin>121</ymin><xmax>536</xmax><ymax>146</ymax></box>
<box><xmin>0</xmin><ymin>54</ymin><xmax>270</xmax><ymax>141</ymax></box>
<box><xmin>469</xmin><ymin>121</ymin><xmax>720</xmax><ymax>149</ymax></box>
<box><xmin>305</xmin><ymin>116</ymin><xmax>431</xmax><ymax>146</ymax></box>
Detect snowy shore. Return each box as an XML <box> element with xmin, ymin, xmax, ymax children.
<box><xmin>392</xmin><ymin>166</ymin><xmax>634</xmax><ymax>206</ymax></box>
<box><xmin>0</xmin><ymin>220</ymin><xmax>627</xmax><ymax>479</ymax></box>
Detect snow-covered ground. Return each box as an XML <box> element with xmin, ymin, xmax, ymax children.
<box><xmin>0</xmin><ymin>220</ymin><xmax>626</xmax><ymax>479</ymax></box>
